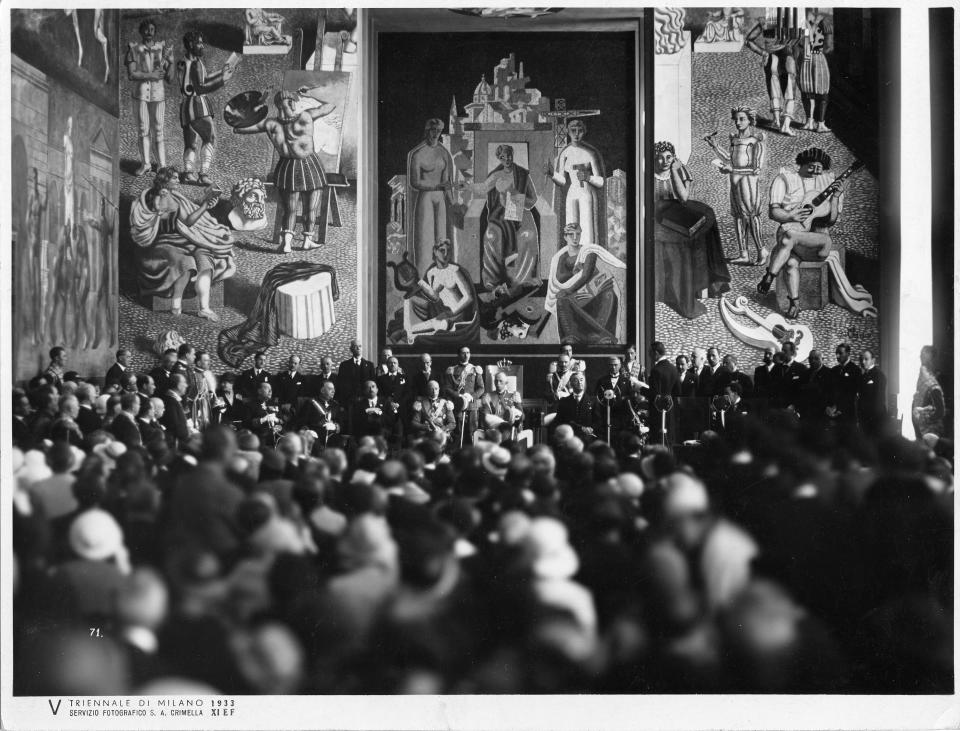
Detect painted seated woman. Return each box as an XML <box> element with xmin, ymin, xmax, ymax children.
<box><xmin>654</xmin><ymin>141</ymin><xmax>730</xmax><ymax>319</ymax></box>
<box><xmin>130</xmin><ymin>167</ymin><xmax>236</xmax><ymax>321</ymax></box>
<box><xmin>545</xmin><ymin>222</ymin><xmax>627</xmax><ymax>346</ymax></box>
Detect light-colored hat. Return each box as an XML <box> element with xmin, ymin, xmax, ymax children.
<box><xmin>69</xmin><ymin>508</ymin><xmax>125</xmax><ymax>562</ymax></box>
<box><xmin>338</xmin><ymin>515</ymin><xmax>397</xmax><ymax>571</ymax></box>
<box><xmin>522</xmin><ymin>517</ymin><xmax>579</xmax><ymax>580</ymax></box>
<box><xmin>481</xmin><ymin>446</ymin><xmax>511</xmax><ymax>478</ymax></box>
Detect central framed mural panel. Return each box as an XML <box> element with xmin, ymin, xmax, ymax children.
<box><xmin>375</xmin><ymin>28</ymin><xmax>639</xmax><ymax>356</ymax></box>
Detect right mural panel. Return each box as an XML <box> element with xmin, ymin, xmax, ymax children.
<box><xmin>653</xmin><ymin>7</ymin><xmax>887</xmax><ymax>386</ymax></box>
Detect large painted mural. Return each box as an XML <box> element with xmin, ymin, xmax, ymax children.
<box><xmin>11</xmin><ymin>10</ymin><xmax>121</xmax><ymax>382</ymax></box>
<box><xmin>113</xmin><ymin>8</ymin><xmax>359</xmax><ymax>375</ymax></box>
<box><xmin>377</xmin><ymin>32</ymin><xmax>637</xmax><ymax>355</ymax></box>
<box><xmin>654</xmin><ymin>7</ymin><xmax>884</xmax><ymax>376</ymax></box>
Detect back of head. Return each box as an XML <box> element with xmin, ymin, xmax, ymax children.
<box><xmin>201</xmin><ymin>425</ymin><xmax>238</xmax><ymax>463</ymax></box>
<box><xmin>47</xmin><ymin>440</ymin><xmax>76</xmax><ymax>474</ymax></box>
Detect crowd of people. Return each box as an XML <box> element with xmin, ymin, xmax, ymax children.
<box><xmin>11</xmin><ymin>337</ymin><xmax>953</xmax><ymax>695</ymax></box>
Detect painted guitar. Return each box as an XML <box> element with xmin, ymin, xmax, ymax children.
<box><xmin>719</xmin><ymin>296</ymin><xmax>814</xmax><ymax>362</ymax></box>
<box><xmin>782</xmin><ymin>159</ymin><xmax>864</xmax><ymax>231</ymax></box>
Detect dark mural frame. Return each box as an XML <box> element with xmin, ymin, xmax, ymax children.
<box><xmin>371</xmin><ymin>19</ymin><xmax>642</xmax><ymax>357</ymax></box>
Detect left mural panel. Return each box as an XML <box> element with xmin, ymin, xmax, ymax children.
<box><xmin>13</xmin><ymin>9</ymin><xmax>361</xmax><ymax>384</ymax></box>
<box><xmin>12</xmin><ymin>10</ymin><xmax>121</xmax><ymax>382</ymax></box>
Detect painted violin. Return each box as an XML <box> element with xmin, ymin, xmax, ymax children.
<box><xmin>719</xmin><ymin>296</ymin><xmax>814</xmax><ymax>361</ymax></box>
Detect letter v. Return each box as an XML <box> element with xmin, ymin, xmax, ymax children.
<box><xmin>49</xmin><ymin>699</ymin><xmax>62</xmax><ymax>715</ymax></box>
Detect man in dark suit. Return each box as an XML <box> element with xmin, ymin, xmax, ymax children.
<box><xmin>13</xmin><ymin>389</ymin><xmax>33</xmax><ymax>450</ymax></box>
<box><xmin>110</xmin><ymin>392</ymin><xmax>143</xmax><ymax>449</ymax></box>
<box><xmin>555</xmin><ymin>372</ymin><xmax>598</xmax><ymax>442</ymax></box>
<box><xmin>75</xmin><ymin>382</ymin><xmax>102</xmax><ymax>437</ymax></box>
<box><xmin>411</xmin><ymin>353</ymin><xmax>439</xmax><ymax>400</ymax></box>
<box><xmin>802</xmin><ymin>349</ymin><xmax>831</xmax><ymax>425</ymax></box>
<box><xmin>594</xmin><ymin>356</ymin><xmax>633</xmax><ymax>441</ymax></box>
<box><xmin>776</xmin><ymin>342</ymin><xmax>809</xmax><ymax>412</ymax></box>
<box><xmin>351</xmin><ymin>380</ymin><xmax>400</xmax><ymax>445</ymax></box>
<box><xmin>105</xmin><ymin>348</ymin><xmax>132</xmax><ymax>389</ymax></box>
<box><xmin>138</xmin><ymin>397</ymin><xmax>168</xmax><ymax>454</ymax></box>
<box><xmin>136</xmin><ymin>374</ymin><xmax>157</xmax><ymax>404</ymax></box>
<box><xmin>714</xmin><ymin>354</ymin><xmax>754</xmax><ymax>397</ymax></box>
<box><xmin>172</xmin><ymin>343</ymin><xmax>201</xmax><ymax>406</ymax></box>
<box><xmin>309</xmin><ymin>355</ymin><xmax>339</xmax><ymax>399</ymax></box>
<box><xmin>214</xmin><ymin>374</ymin><xmax>250</xmax><ymax>430</ymax></box>
<box><xmin>828</xmin><ymin>342</ymin><xmax>861</xmax><ymax>426</ymax></box>
<box><xmin>377</xmin><ymin>356</ymin><xmax>410</xmax><ymax>410</ymax></box>
<box><xmin>753</xmin><ymin>346</ymin><xmax>778</xmax><ymax>402</ymax></box>
<box><xmin>160</xmin><ymin>374</ymin><xmax>192</xmax><ymax>450</ymax></box>
<box><xmin>857</xmin><ymin>348</ymin><xmax>888</xmax><ymax>438</ymax></box>
<box><xmin>272</xmin><ymin>354</ymin><xmax>306</xmax><ymax>409</ymax></box>
<box><xmin>711</xmin><ymin>382</ymin><xmax>751</xmax><ymax>430</ymax></box>
<box><xmin>150</xmin><ymin>349</ymin><xmax>179</xmax><ymax>396</ymax></box>
<box><xmin>648</xmin><ymin>341</ymin><xmax>681</xmax><ymax>444</ymax></box>
<box><xmin>238</xmin><ymin>352</ymin><xmax>272</xmax><ymax>400</ymax></box>
<box><xmin>337</xmin><ymin>339</ymin><xmax>377</xmax><ymax>403</ymax></box>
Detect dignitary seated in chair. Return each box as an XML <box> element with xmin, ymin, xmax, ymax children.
<box><xmin>555</xmin><ymin>372</ymin><xmax>599</xmax><ymax>443</ymax></box>
<box><xmin>409</xmin><ymin>380</ymin><xmax>456</xmax><ymax>449</ymax></box>
<box><xmin>351</xmin><ymin>380</ymin><xmax>401</xmax><ymax>448</ymax></box>
<box><xmin>296</xmin><ymin>379</ymin><xmax>344</xmax><ymax>450</ymax></box>
<box><xmin>479</xmin><ymin>371</ymin><xmax>524</xmax><ymax>442</ymax></box>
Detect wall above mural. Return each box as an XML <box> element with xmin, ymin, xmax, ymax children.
<box><xmin>376</xmin><ymin>30</ymin><xmax>637</xmax><ymax>355</ymax></box>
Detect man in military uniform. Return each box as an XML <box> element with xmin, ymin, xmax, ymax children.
<box><xmin>409</xmin><ymin>380</ymin><xmax>456</xmax><ymax>448</ymax></box>
<box><xmin>545</xmin><ymin>352</ymin><xmax>576</xmax><ymax>410</ymax></box>
<box><xmin>480</xmin><ymin>371</ymin><xmax>524</xmax><ymax>440</ymax></box>
<box><xmin>126</xmin><ymin>18</ymin><xmax>173</xmax><ymax>175</ymax></box>
<box><xmin>296</xmin><ymin>379</ymin><xmax>344</xmax><ymax>449</ymax></box>
<box><xmin>442</xmin><ymin>346</ymin><xmax>485</xmax><ymax>448</ymax></box>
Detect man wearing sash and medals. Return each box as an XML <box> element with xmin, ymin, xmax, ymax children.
<box><xmin>442</xmin><ymin>346</ymin><xmax>485</xmax><ymax>447</ymax></box>
<box><xmin>480</xmin><ymin>371</ymin><xmax>524</xmax><ymax>442</ymax></box>
<box><xmin>297</xmin><ymin>379</ymin><xmax>343</xmax><ymax>449</ymax></box>
<box><xmin>410</xmin><ymin>380</ymin><xmax>456</xmax><ymax>447</ymax></box>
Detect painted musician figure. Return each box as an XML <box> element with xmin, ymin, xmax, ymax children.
<box><xmin>480</xmin><ymin>371</ymin><xmax>524</xmax><ymax>440</ymax></box>
<box><xmin>409</xmin><ymin>380</ymin><xmax>456</xmax><ymax>448</ymax></box>
<box><xmin>757</xmin><ymin>147</ymin><xmax>844</xmax><ymax>319</ymax></box>
<box><xmin>442</xmin><ymin>346</ymin><xmax>485</xmax><ymax>447</ymax></box>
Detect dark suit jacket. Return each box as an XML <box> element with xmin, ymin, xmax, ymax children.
<box><xmin>556</xmin><ymin>394</ymin><xmax>598</xmax><ymax>440</ymax></box>
<box><xmin>216</xmin><ymin>395</ymin><xmax>251</xmax><ymax>430</ymax></box>
<box><xmin>777</xmin><ymin>361</ymin><xmax>810</xmax><ymax>410</ymax></box>
<box><xmin>238</xmin><ymin>368</ymin><xmax>272</xmax><ymax>400</ymax></box>
<box><xmin>138</xmin><ymin>419</ymin><xmax>167</xmax><ymax>452</ymax></box>
<box><xmin>249</xmin><ymin>399</ymin><xmax>283</xmax><ymax>443</ymax></box>
<box><xmin>110</xmin><ymin>412</ymin><xmax>143</xmax><ymax>449</ymax></box>
<box><xmin>699</xmin><ymin>367</ymin><xmax>717</xmax><ymax>398</ymax></box>
<box><xmin>337</xmin><ymin>358</ymin><xmax>377</xmax><ymax>402</ymax></box>
<box><xmin>271</xmin><ymin>370</ymin><xmax>306</xmax><ymax>407</ymax></box>
<box><xmin>713</xmin><ymin>368</ymin><xmax>754</xmax><ymax>397</ymax></box>
<box><xmin>857</xmin><ymin>367</ymin><xmax>887</xmax><ymax>427</ymax></box>
<box><xmin>411</xmin><ymin>370</ymin><xmax>440</xmax><ymax>399</ymax></box>
<box><xmin>76</xmin><ymin>405</ymin><xmax>103</xmax><ymax>436</ymax></box>
<box><xmin>351</xmin><ymin>396</ymin><xmax>399</xmax><ymax>440</ymax></box>
<box><xmin>830</xmin><ymin>361</ymin><xmax>862</xmax><ymax>423</ymax></box>
<box><xmin>160</xmin><ymin>393</ymin><xmax>190</xmax><ymax>449</ymax></box>
<box><xmin>802</xmin><ymin>366</ymin><xmax>832</xmax><ymax>423</ymax></box>
<box><xmin>149</xmin><ymin>366</ymin><xmax>175</xmax><ymax>396</ymax></box>
<box><xmin>680</xmin><ymin>368</ymin><xmax>699</xmax><ymax>397</ymax></box>
<box><xmin>648</xmin><ymin>359</ymin><xmax>681</xmax><ymax>441</ymax></box>
<box><xmin>753</xmin><ymin>363</ymin><xmax>777</xmax><ymax>400</ymax></box>
<box><xmin>377</xmin><ymin>373</ymin><xmax>410</xmax><ymax>406</ymax></box>
<box><xmin>105</xmin><ymin>363</ymin><xmax>127</xmax><ymax>387</ymax></box>
<box><xmin>296</xmin><ymin>398</ymin><xmax>345</xmax><ymax>434</ymax></box>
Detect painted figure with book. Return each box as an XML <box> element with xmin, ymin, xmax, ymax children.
<box><xmin>544</xmin><ymin>118</ymin><xmax>605</xmax><ymax>247</ymax></box>
<box><xmin>653</xmin><ymin>141</ymin><xmax>730</xmax><ymax>319</ymax></box>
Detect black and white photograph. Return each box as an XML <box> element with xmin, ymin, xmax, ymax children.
<box><xmin>2</xmin><ymin>4</ymin><xmax>955</xmax><ymax>730</ymax></box>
